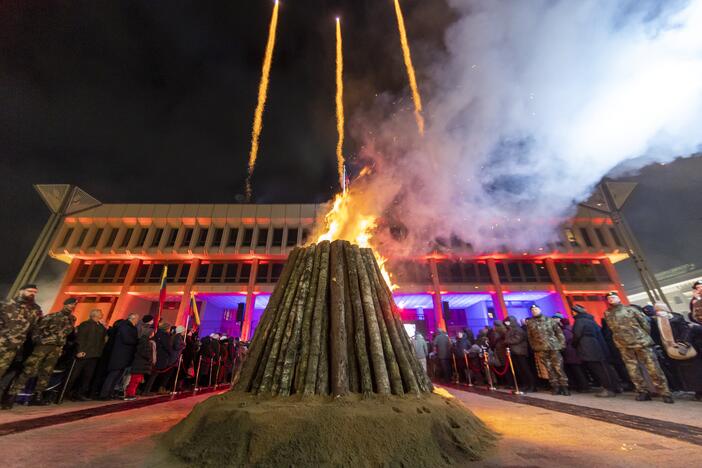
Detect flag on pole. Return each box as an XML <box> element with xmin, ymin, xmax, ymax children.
<box><xmin>189</xmin><ymin>292</ymin><xmax>201</xmax><ymax>327</ymax></box>
<box><xmin>154</xmin><ymin>265</ymin><xmax>168</xmax><ymax>331</ymax></box>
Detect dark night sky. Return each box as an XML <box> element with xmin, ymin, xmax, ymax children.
<box><xmin>0</xmin><ymin>0</ymin><xmax>700</xmax><ymax>294</ymax></box>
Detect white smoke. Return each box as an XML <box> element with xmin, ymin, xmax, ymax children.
<box><xmin>352</xmin><ymin>0</ymin><xmax>702</xmax><ymax>255</ymax></box>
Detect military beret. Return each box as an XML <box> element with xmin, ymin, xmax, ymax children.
<box><xmin>20</xmin><ymin>283</ymin><xmax>38</xmax><ymax>290</ymax></box>
<box><xmin>63</xmin><ymin>298</ymin><xmax>78</xmax><ymax>305</ymax></box>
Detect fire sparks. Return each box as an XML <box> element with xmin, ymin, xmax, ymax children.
<box><xmin>393</xmin><ymin>0</ymin><xmax>424</xmax><ymax>135</ymax></box>
<box><xmin>245</xmin><ymin>0</ymin><xmax>280</xmax><ymax>201</ymax></box>
<box><xmin>335</xmin><ymin>18</ymin><xmax>346</xmax><ymax>190</ymax></box>
<box><xmin>315</xmin><ymin>191</ymin><xmax>397</xmax><ymax>290</ymax></box>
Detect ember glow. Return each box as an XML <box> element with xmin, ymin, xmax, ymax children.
<box><xmin>245</xmin><ymin>0</ymin><xmax>280</xmax><ymax>201</ymax></box>
<box><xmin>315</xmin><ymin>190</ymin><xmax>397</xmax><ymax>290</ymax></box>
<box><xmin>393</xmin><ymin>0</ymin><xmax>424</xmax><ymax>135</ymax></box>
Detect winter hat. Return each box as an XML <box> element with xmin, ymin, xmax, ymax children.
<box><xmin>571</xmin><ymin>304</ymin><xmax>587</xmax><ymax>315</ymax></box>
<box><xmin>175</xmin><ymin>325</ymin><xmax>185</xmax><ymax>334</ymax></box>
<box><xmin>642</xmin><ymin>305</ymin><xmax>655</xmax><ymax>317</ymax></box>
<box><xmin>605</xmin><ymin>291</ymin><xmax>619</xmax><ymax>299</ymax></box>
<box><xmin>19</xmin><ymin>283</ymin><xmax>37</xmax><ymax>290</ymax></box>
<box><xmin>142</xmin><ymin>314</ymin><xmax>154</xmax><ymax>324</ymax></box>
<box><xmin>553</xmin><ymin>312</ymin><xmax>564</xmax><ymax>319</ymax></box>
<box><xmin>63</xmin><ymin>298</ymin><xmax>78</xmax><ymax>305</ymax></box>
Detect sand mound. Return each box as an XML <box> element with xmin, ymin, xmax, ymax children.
<box><xmin>161</xmin><ymin>390</ymin><xmax>497</xmax><ymax>467</ymax></box>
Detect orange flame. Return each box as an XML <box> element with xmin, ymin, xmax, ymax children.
<box><xmin>315</xmin><ymin>191</ymin><xmax>397</xmax><ymax>290</ymax></box>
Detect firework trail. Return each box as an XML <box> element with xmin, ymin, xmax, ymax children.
<box><xmin>335</xmin><ymin>18</ymin><xmax>346</xmax><ymax>190</ymax></box>
<box><xmin>245</xmin><ymin>0</ymin><xmax>280</xmax><ymax>201</ymax></box>
<box><xmin>393</xmin><ymin>0</ymin><xmax>424</xmax><ymax>135</ymax></box>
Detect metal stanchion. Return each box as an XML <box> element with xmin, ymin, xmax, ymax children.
<box><xmin>463</xmin><ymin>353</ymin><xmax>473</xmax><ymax>387</ymax></box>
<box><xmin>482</xmin><ymin>347</ymin><xmax>496</xmax><ymax>391</ymax></box>
<box><xmin>58</xmin><ymin>358</ymin><xmax>77</xmax><ymax>404</ymax></box>
<box><xmin>171</xmin><ymin>354</ymin><xmax>183</xmax><ymax>396</ymax></box>
<box><xmin>214</xmin><ymin>357</ymin><xmax>222</xmax><ymax>388</ymax></box>
<box><xmin>506</xmin><ymin>347</ymin><xmax>524</xmax><ymax>395</ymax></box>
<box><xmin>194</xmin><ymin>355</ymin><xmax>203</xmax><ymax>393</ymax></box>
<box><xmin>208</xmin><ymin>359</ymin><xmax>214</xmax><ymax>388</ymax></box>
<box><xmin>451</xmin><ymin>353</ymin><xmax>459</xmax><ymax>384</ymax></box>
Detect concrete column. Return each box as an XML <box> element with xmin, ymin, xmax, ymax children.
<box><xmin>486</xmin><ymin>259</ymin><xmax>508</xmax><ymax>320</ymax></box>
<box><xmin>111</xmin><ymin>259</ymin><xmax>141</xmax><ymax>325</ymax></box>
<box><xmin>175</xmin><ymin>258</ymin><xmax>201</xmax><ymax>326</ymax></box>
<box><xmin>544</xmin><ymin>258</ymin><xmax>572</xmax><ymax>317</ymax></box>
<box><xmin>49</xmin><ymin>257</ymin><xmax>82</xmax><ymax>312</ymax></box>
<box><xmin>601</xmin><ymin>257</ymin><xmax>630</xmax><ymax>305</ymax></box>
<box><xmin>240</xmin><ymin>259</ymin><xmax>260</xmax><ymax>341</ymax></box>
<box><xmin>429</xmin><ymin>259</ymin><xmax>447</xmax><ymax>331</ymax></box>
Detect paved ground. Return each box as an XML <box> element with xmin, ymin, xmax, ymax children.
<box><xmin>0</xmin><ymin>387</ymin><xmax>700</xmax><ymax>467</ymax></box>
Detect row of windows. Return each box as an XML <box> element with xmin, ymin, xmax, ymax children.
<box><xmin>564</xmin><ymin>227</ymin><xmax>624</xmax><ymax>249</ymax></box>
<box><xmin>58</xmin><ymin>225</ymin><xmax>310</xmax><ymax>252</ymax></box>
<box><xmin>72</xmin><ymin>259</ymin><xmax>612</xmax><ymax>285</ymax></box>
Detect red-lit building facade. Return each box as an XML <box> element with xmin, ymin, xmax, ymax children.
<box><xmin>46</xmin><ymin>199</ymin><xmax>629</xmax><ymax>340</ymax></box>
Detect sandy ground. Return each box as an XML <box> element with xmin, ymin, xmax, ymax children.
<box><xmin>0</xmin><ymin>387</ymin><xmax>700</xmax><ymax>467</ymax></box>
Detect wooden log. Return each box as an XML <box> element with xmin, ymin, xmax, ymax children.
<box><xmin>258</xmin><ymin>248</ymin><xmax>313</xmax><ymax>394</ymax></box>
<box><xmin>329</xmin><ymin>240</ymin><xmax>349</xmax><ymax>396</ymax></box>
<box><xmin>236</xmin><ymin>247</ymin><xmax>302</xmax><ymax>391</ymax></box>
<box><xmin>371</xmin><ymin>255</ymin><xmax>432</xmax><ymax>393</ymax></box>
<box><xmin>277</xmin><ymin>245</ymin><xmax>317</xmax><ymax>396</ymax></box>
<box><xmin>343</xmin><ymin>242</ymin><xmax>373</xmax><ymax>396</ymax></box>
<box><xmin>363</xmin><ymin>249</ymin><xmax>421</xmax><ymax>395</ymax></box>
<box><xmin>360</xmin><ymin>249</ymin><xmax>403</xmax><ymax>396</ymax></box>
<box><xmin>293</xmin><ymin>242</ymin><xmax>324</xmax><ymax>393</ymax></box>
<box><xmin>343</xmin><ymin>248</ymin><xmax>359</xmax><ymax>393</ymax></box>
<box><xmin>353</xmin><ymin>245</ymin><xmax>390</xmax><ymax>395</ymax></box>
<box><xmin>315</xmin><ymin>299</ymin><xmax>330</xmax><ymax>395</ymax></box>
<box><xmin>303</xmin><ymin>242</ymin><xmax>331</xmax><ymax>395</ymax></box>
<box><xmin>250</xmin><ymin>250</ymin><xmax>308</xmax><ymax>392</ymax></box>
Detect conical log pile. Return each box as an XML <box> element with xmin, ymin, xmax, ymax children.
<box><xmin>235</xmin><ymin>240</ymin><xmax>432</xmax><ymax>397</ymax></box>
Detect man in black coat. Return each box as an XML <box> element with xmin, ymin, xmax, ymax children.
<box><xmin>571</xmin><ymin>305</ymin><xmax>620</xmax><ymax>397</ymax></box>
<box><xmin>99</xmin><ymin>314</ymin><xmax>138</xmax><ymax>399</ymax></box>
<box><xmin>67</xmin><ymin>309</ymin><xmax>107</xmax><ymax>400</ymax></box>
<box><xmin>432</xmin><ymin>329</ymin><xmax>452</xmax><ymax>382</ymax></box>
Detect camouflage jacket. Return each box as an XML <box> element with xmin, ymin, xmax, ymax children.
<box><xmin>526</xmin><ymin>315</ymin><xmax>565</xmax><ymax>352</ymax></box>
<box><xmin>0</xmin><ymin>297</ymin><xmax>43</xmax><ymax>344</ymax></box>
<box><xmin>33</xmin><ymin>307</ymin><xmax>76</xmax><ymax>347</ymax></box>
<box><xmin>604</xmin><ymin>304</ymin><xmax>652</xmax><ymax>349</ymax></box>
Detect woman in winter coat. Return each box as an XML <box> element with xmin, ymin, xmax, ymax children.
<box><xmin>505</xmin><ymin>316</ymin><xmax>536</xmax><ymax>392</ymax></box>
<box><xmin>559</xmin><ymin>317</ymin><xmax>590</xmax><ymax>392</ymax></box>
<box><xmin>572</xmin><ymin>305</ymin><xmax>621</xmax><ymax>396</ymax></box>
<box><xmin>124</xmin><ymin>326</ymin><xmax>155</xmax><ymax>400</ymax></box>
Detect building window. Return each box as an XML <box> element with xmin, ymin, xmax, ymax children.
<box><xmin>579</xmin><ymin>228</ymin><xmax>594</xmax><ymax>247</ymax></box>
<box><xmin>75</xmin><ymin>228</ymin><xmax>87</xmax><ymax>248</ymax></box>
<box><xmin>270</xmin><ymin>262</ymin><xmax>284</xmax><ymax>282</ymax></box>
<box><xmin>301</xmin><ymin>228</ymin><xmax>310</xmax><ymax>244</ymax></box>
<box><xmin>89</xmin><ymin>228</ymin><xmax>104</xmax><ymax>248</ymax></box>
<box><xmin>88</xmin><ymin>263</ymin><xmax>106</xmax><ymax>282</ymax></box>
<box><xmin>555</xmin><ymin>260</ymin><xmax>609</xmax><ymax>283</ymax></box>
<box><xmin>609</xmin><ymin>227</ymin><xmax>624</xmax><ymax>247</ymax></box>
<box><xmin>151</xmin><ymin>228</ymin><xmax>164</xmax><ymax>247</ymax></box>
<box><xmin>226</xmin><ymin>228</ymin><xmax>239</xmax><ymax>247</ymax></box>
<box><xmin>196</xmin><ymin>228</ymin><xmax>209</xmax><ymax>247</ymax></box>
<box><xmin>257</xmin><ymin>262</ymin><xmax>270</xmax><ymax>282</ymax></box>
<box><xmin>136</xmin><ymin>228</ymin><xmax>149</xmax><ymax>247</ymax></box>
<box><xmin>59</xmin><ymin>228</ymin><xmax>74</xmax><ymax>248</ymax></box>
<box><xmin>241</xmin><ymin>228</ymin><xmax>254</xmax><ymax>248</ymax></box>
<box><xmin>105</xmin><ymin>228</ymin><xmax>118</xmax><ymax>248</ymax></box>
<box><xmin>593</xmin><ymin>227</ymin><xmax>608</xmax><ymax>247</ymax></box>
<box><xmin>286</xmin><ymin>227</ymin><xmax>299</xmax><ymax>246</ymax></box>
<box><xmin>564</xmin><ymin>228</ymin><xmax>579</xmax><ymax>247</ymax></box>
<box><xmin>212</xmin><ymin>228</ymin><xmax>223</xmax><ymax>248</ymax></box>
<box><xmin>166</xmin><ymin>228</ymin><xmax>178</xmax><ymax>247</ymax></box>
<box><xmin>120</xmin><ymin>228</ymin><xmax>134</xmax><ymax>248</ymax></box>
<box><xmin>180</xmin><ymin>228</ymin><xmax>194</xmax><ymax>248</ymax></box>
<box><xmin>256</xmin><ymin>228</ymin><xmax>269</xmax><ymax>247</ymax></box>
<box><xmin>272</xmin><ymin>228</ymin><xmax>284</xmax><ymax>247</ymax></box>
<box><xmin>73</xmin><ymin>262</ymin><xmax>90</xmax><ymax>283</ymax></box>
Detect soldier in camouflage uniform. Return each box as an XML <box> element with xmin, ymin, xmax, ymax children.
<box><xmin>4</xmin><ymin>298</ymin><xmax>77</xmax><ymax>408</ymax></box>
<box><xmin>603</xmin><ymin>291</ymin><xmax>673</xmax><ymax>404</ymax></box>
<box><xmin>0</xmin><ymin>285</ymin><xmax>43</xmax><ymax>393</ymax></box>
<box><xmin>526</xmin><ymin>304</ymin><xmax>570</xmax><ymax>395</ymax></box>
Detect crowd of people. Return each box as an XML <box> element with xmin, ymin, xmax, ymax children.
<box><xmin>0</xmin><ymin>284</ymin><xmax>248</xmax><ymax>410</ymax></box>
<box><xmin>415</xmin><ymin>285</ymin><xmax>702</xmax><ymax>404</ymax></box>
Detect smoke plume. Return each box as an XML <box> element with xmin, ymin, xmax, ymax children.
<box><xmin>351</xmin><ymin>0</ymin><xmax>702</xmax><ymax>256</ymax></box>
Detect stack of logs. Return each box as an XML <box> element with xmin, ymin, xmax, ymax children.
<box><xmin>234</xmin><ymin>240</ymin><xmax>433</xmax><ymax>397</ymax></box>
